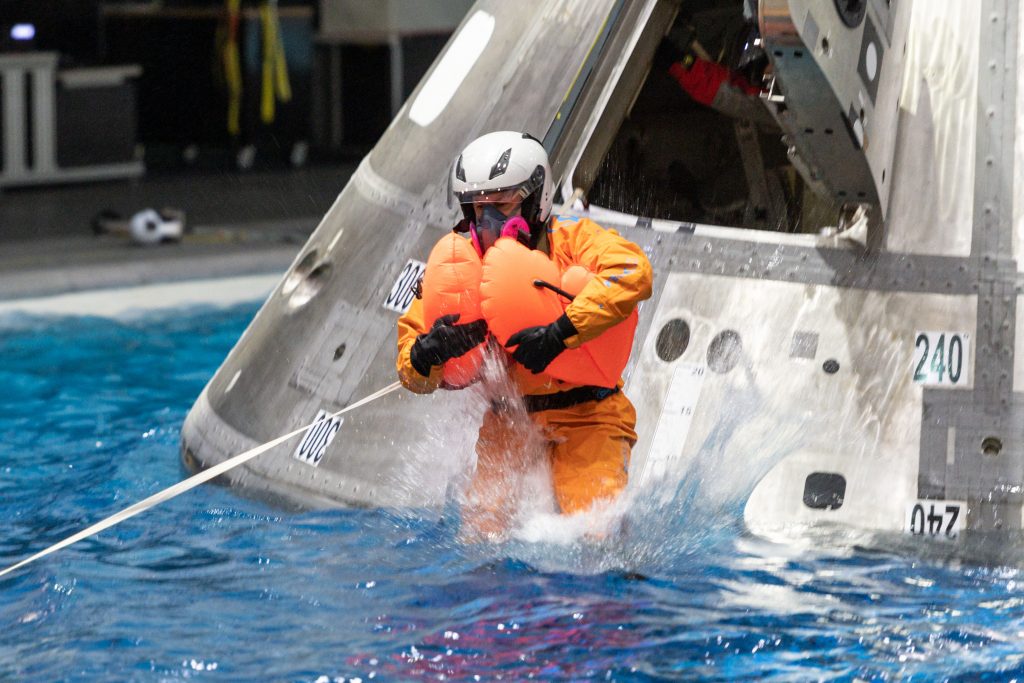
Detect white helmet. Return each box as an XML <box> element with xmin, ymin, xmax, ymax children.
<box><xmin>451</xmin><ymin>131</ymin><xmax>553</xmax><ymax>236</ymax></box>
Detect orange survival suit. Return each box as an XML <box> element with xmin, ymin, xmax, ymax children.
<box><xmin>396</xmin><ymin>215</ymin><xmax>653</xmax><ymax>528</ymax></box>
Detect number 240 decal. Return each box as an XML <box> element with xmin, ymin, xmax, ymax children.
<box><xmin>905</xmin><ymin>500</ymin><xmax>965</xmax><ymax>539</ymax></box>
<box><xmin>912</xmin><ymin>332</ymin><xmax>969</xmax><ymax>386</ymax></box>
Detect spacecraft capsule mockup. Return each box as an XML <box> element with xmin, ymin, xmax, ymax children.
<box><xmin>183</xmin><ymin>0</ymin><xmax>1024</xmax><ymax>545</ymax></box>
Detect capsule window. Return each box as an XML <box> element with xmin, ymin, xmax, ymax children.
<box><xmin>803</xmin><ymin>472</ymin><xmax>846</xmax><ymax>510</ymax></box>
<box><xmin>655</xmin><ymin>319</ymin><xmax>690</xmax><ymax>362</ymax></box>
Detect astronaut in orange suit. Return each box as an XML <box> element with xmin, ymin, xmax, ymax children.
<box><xmin>396</xmin><ymin>131</ymin><xmax>653</xmax><ymax>536</ymax></box>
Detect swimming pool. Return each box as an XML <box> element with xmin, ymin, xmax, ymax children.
<box><xmin>1</xmin><ymin>302</ymin><xmax>1023</xmax><ymax>681</ymax></box>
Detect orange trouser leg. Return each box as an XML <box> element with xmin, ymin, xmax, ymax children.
<box><xmin>540</xmin><ymin>391</ymin><xmax>637</xmax><ymax>515</ymax></box>
<box><xmin>464</xmin><ymin>391</ymin><xmax>638</xmax><ymax>530</ymax></box>
<box><xmin>549</xmin><ymin>425</ymin><xmax>631</xmax><ymax>514</ymax></box>
<box><xmin>463</xmin><ymin>409</ymin><xmax>537</xmax><ymax>537</ymax></box>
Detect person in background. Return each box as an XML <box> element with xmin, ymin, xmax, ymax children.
<box><xmin>667</xmin><ymin>21</ymin><xmax>776</xmax><ymax>130</ymax></box>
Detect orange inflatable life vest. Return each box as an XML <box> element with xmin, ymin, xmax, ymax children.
<box><xmin>421</xmin><ymin>234</ymin><xmax>638</xmax><ymax>388</ymax></box>
<box><xmin>420</xmin><ymin>233</ymin><xmax>485</xmax><ymax>387</ymax></box>
<box><xmin>480</xmin><ymin>237</ymin><xmax>638</xmax><ymax>388</ymax></box>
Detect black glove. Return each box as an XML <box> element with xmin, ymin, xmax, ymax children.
<box><xmin>506</xmin><ymin>314</ymin><xmax>578</xmax><ymax>374</ymax></box>
<box><xmin>410</xmin><ymin>314</ymin><xmax>488</xmax><ymax>376</ymax></box>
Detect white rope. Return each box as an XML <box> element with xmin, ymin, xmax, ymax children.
<box><xmin>0</xmin><ymin>381</ymin><xmax>402</xmax><ymax>579</ymax></box>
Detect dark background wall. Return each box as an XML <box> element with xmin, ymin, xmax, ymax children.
<box><xmin>1</xmin><ymin>0</ymin><xmax>103</xmax><ymax>62</ymax></box>
<box><xmin>1</xmin><ymin>0</ymin><xmax>448</xmax><ymax>169</ymax></box>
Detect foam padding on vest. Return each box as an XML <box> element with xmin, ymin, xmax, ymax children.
<box><xmin>422</xmin><ymin>233</ymin><xmax>484</xmax><ymax>387</ymax></box>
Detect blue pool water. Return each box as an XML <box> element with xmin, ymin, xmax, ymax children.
<box><xmin>2</xmin><ymin>302</ymin><xmax>1024</xmax><ymax>681</ymax></box>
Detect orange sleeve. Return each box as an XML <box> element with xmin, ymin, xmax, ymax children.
<box><xmin>396</xmin><ymin>295</ymin><xmax>444</xmax><ymax>394</ymax></box>
<box><xmin>550</xmin><ymin>217</ymin><xmax>653</xmax><ymax>347</ymax></box>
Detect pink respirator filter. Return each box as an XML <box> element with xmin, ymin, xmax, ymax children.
<box><xmin>470</xmin><ymin>216</ymin><xmax>530</xmax><ymax>256</ymax></box>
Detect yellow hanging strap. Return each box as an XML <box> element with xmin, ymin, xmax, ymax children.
<box><xmin>273</xmin><ymin>11</ymin><xmax>292</xmax><ymax>102</ymax></box>
<box><xmin>260</xmin><ymin>0</ymin><xmax>292</xmax><ymax>125</ymax></box>
<box><xmin>224</xmin><ymin>0</ymin><xmax>243</xmax><ymax>136</ymax></box>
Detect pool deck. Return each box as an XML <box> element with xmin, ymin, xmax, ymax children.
<box><xmin>0</xmin><ymin>163</ymin><xmax>356</xmax><ymax>305</ymax></box>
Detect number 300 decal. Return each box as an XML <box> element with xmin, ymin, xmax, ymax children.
<box><xmin>912</xmin><ymin>332</ymin><xmax>970</xmax><ymax>387</ymax></box>
<box><xmin>293</xmin><ymin>410</ymin><xmax>343</xmax><ymax>467</ymax></box>
<box><xmin>383</xmin><ymin>259</ymin><xmax>426</xmax><ymax>313</ymax></box>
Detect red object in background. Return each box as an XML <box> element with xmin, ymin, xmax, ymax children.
<box><xmin>669</xmin><ymin>57</ymin><xmax>761</xmax><ymax>106</ymax></box>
